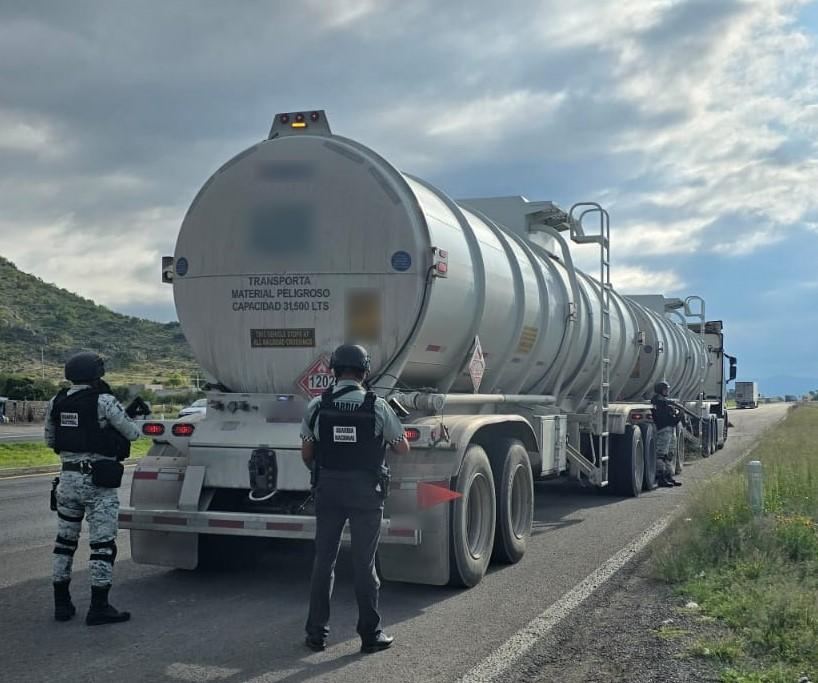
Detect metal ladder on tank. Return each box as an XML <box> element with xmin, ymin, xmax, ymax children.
<box><xmin>569</xmin><ymin>203</ymin><xmax>611</xmax><ymax>486</ymax></box>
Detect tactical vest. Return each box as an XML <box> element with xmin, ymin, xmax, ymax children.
<box><xmin>651</xmin><ymin>395</ymin><xmax>678</xmax><ymax>430</ymax></box>
<box><xmin>51</xmin><ymin>388</ymin><xmax>130</xmax><ymax>460</ymax></box>
<box><xmin>312</xmin><ymin>387</ymin><xmax>385</xmax><ymax>472</ymax></box>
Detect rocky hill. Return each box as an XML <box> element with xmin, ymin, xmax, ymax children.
<box><xmin>0</xmin><ymin>256</ymin><xmax>196</xmax><ymax>382</ymax></box>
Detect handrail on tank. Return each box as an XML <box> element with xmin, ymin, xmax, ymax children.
<box><xmin>683</xmin><ymin>295</ymin><xmax>707</xmax><ymax>411</ymax></box>
<box><xmin>566</xmin><ymin>203</ymin><xmax>611</xmax><ymax>415</ymax></box>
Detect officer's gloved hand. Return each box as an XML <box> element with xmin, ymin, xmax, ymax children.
<box><xmin>125</xmin><ymin>396</ymin><xmax>151</xmax><ymax>418</ymax></box>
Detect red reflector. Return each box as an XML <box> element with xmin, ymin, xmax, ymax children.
<box><xmin>436</xmin><ymin>263</ymin><xmax>448</xmax><ymax>274</ymax></box>
<box><xmin>172</xmin><ymin>423</ymin><xmax>195</xmax><ymax>437</ymax></box>
<box><xmin>209</xmin><ymin>519</ymin><xmax>243</xmax><ymax>529</ymax></box>
<box><xmin>310</xmin><ymin>111</ymin><xmax>320</xmax><ymax>122</ymax></box>
<box><xmin>632</xmin><ymin>413</ymin><xmax>643</xmax><ymax>420</ymax></box>
<box><xmin>439</xmin><ymin>249</ymin><xmax>448</xmax><ymax>258</ymax></box>
<box><xmin>279</xmin><ymin>114</ymin><xmax>290</xmax><ymax>124</ymax></box>
<box><xmin>142</xmin><ymin>423</ymin><xmax>165</xmax><ymax>436</ymax></box>
<box><xmin>295</xmin><ymin>113</ymin><xmax>305</xmax><ymax>123</ymax></box>
<box><xmin>404</xmin><ymin>428</ymin><xmax>421</xmax><ymax>442</ymax></box>
<box><xmin>388</xmin><ymin>528</ymin><xmax>416</xmax><ymax>537</ymax></box>
<box><xmin>118</xmin><ymin>513</ymin><xmax>132</xmax><ymax>523</ymax></box>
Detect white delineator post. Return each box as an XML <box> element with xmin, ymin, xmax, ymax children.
<box><xmin>747</xmin><ymin>460</ymin><xmax>763</xmax><ymax>515</ymax></box>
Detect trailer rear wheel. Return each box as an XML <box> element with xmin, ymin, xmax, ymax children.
<box><xmin>610</xmin><ymin>425</ymin><xmax>644</xmax><ymax>497</ymax></box>
<box><xmin>709</xmin><ymin>416</ymin><xmax>718</xmax><ymax>455</ymax></box>
<box><xmin>488</xmin><ymin>439</ymin><xmax>533</xmax><ymax>564</ymax></box>
<box><xmin>639</xmin><ymin>424</ymin><xmax>657</xmax><ymax>491</ymax></box>
<box><xmin>700</xmin><ymin>419</ymin><xmax>711</xmax><ymax>458</ymax></box>
<box><xmin>449</xmin><ymin>444</ymin><xmax>496</xmax><ymax>587</ymax></box>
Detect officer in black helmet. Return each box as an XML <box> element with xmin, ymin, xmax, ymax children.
<box><xmin>300</xmin><ymin>344</ymin><xmax>409</xmax><ymax>654</ymax></box>
<box><xmin>651</xmin><ymin>380</ymin><xmax>683</xmax><ymax>487</ymax></box>
<box><xmin>45</xmin><ymin>352</ymin><xmax>149</xmax><ymax>624</ymax></box>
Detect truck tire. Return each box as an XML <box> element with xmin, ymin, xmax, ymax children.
<box><xmin>719</xmin><ymin>412</ymin><xmax>728</xmax><ymax>448</ymax></box>
<box><xmin>709</xmin><ymin>416</ymin><xmax>717</xmax><ymax>455</ymax></box>
<box><xmin>700</xmin><ymin>419</ymin><xmax>711</xmax><ymax>458</ymax></box>
<box><xmin>609</xmin><ymin>425</ymin><xmax>643</xmax><ymax>497</ymax></box>
<box><xmin>488</xmin><ymin>439</ymin><xmax>533</xmax><ymax>564</ymax></box>
<box><xmin>639</xmin><ymin>424</ymin><xmax>657</xmax><ymax>491</ymax></box>
<box><xmin>449</xmin><ymin>444</ymin><xmax>496</xmax><ymax>587</ymax></box>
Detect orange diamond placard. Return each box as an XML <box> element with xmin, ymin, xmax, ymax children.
<box><xmin>296</xmin><ymin>355</ymin><xmax>333</xmax><ymax>398</ymax></box>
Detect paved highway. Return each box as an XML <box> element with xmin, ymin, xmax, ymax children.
<box><xmin>0</xmin><ymin>425</ymin><xmax>45</xmax><ymax>443</ymax></box>
<box><xmin>0</xmin><ymin>404</ymin><xmax>790</xmax><ymax>683</ymax></box>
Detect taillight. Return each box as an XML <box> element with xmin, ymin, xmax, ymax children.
<box><xmin>172</xmin><ymin>423</ymin><xmax>195</xmax><ymax>437</ymax></box>
<box><xmin>142</xmin><ymin>423</ymin><xmax>165</xmax><ymax>436</ymax></box>
<box><xmin>404</xmin><ymin>427</ymin><xmax>421</xmax><ymax>442</ymax></box>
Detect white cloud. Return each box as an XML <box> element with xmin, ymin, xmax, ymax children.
<box><xmin>612</xmin><ymin>265</ymin><xmax>685</xmax><ymax>294</ymax></box>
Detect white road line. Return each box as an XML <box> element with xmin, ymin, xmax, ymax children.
<box><xmin>457</xmin><ymin>516</ymin><xmax>673</xmax><ymax>683</ymax></box>
<box><xmin>459</xmin><ymin>407</ymin><xmax>791</xmax><ymax>683</ymax></box>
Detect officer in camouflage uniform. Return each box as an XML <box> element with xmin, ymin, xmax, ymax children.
<box><xmin>651</xmin><ymin>380</ymin><xmax>683</xmax><ymax>487</ymax></box>
<box><xmin>300</xmin><ymin>344</ymin><xmax>409</xmax><ymax>654</ymax></box>
<box><xmin>45</xmin><ymin>352</ymin><xmax>143</xmax><ymax>625</ymax></box>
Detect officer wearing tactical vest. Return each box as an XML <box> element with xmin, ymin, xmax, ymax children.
<box><xmin>45</xmin><ymin>352</ymin><xmax>148</xmax><ymax>625</ymax></box>
<box><xmin>300</xmin><ymin>344</ymin><xmax>409</xmax><ymax>654</ymax></box>
<box><xmin>651</xmin><ymin>380</ymin><xmax>683</xmax><ymax>488</ymax></box>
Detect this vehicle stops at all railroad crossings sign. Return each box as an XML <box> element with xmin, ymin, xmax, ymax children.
<box><xmin>297</xmin><ymin>356</ymin><xmax>334</xmax><ymax>398</ymax></box>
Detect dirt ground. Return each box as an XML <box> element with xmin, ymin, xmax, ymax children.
<box><xmin>498</xmin><ymin>552</ymin><xmax>728</xmax><ymax>683</ymax></box>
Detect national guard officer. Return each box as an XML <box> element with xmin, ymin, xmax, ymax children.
<box><xmin>300</xmin><ymin>344</ymin><xmax>409</xmax><ymax>653</ymax></box>
<box><xmin>651</xmin><ymin>380</ymin><xmax>683</xmax><ymax>487</ymax></box>
<box><xmin>45</xmin><ymin>352</ymin><xmax>147</xmax><ymax>625</ymax></box>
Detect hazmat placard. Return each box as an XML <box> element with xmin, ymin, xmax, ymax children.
<box><xmin>469</xmin><ymin>337</ymin><xmax>485</xmax><ymax>393</ymax></box>
<box><xmin>296</xmin><ymin>355</ymin><xmax>334</xmax><ymax>397</ymax></box>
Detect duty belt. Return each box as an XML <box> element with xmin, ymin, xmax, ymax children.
<box><xmin>62</xmin><ymin>460</ymin><xmax>94</xmax><ymax>474</ymax></box>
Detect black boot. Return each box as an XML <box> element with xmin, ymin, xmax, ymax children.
<box><xmin>53</xmin><ymin>581</ymin><xmax>76</xmax><ymax>622</ymax></box>
<box><xmin>86</xmin><ymin>586</ymin><xmax>130</xmax><ymax>626</ymax></box>
<box><xmin>666</xmin><ymin>476</ymin><xmax>682</xmax><ymax>487</ymax></box>
<box><xmin>657</xmin><ymin>472</ymin><xmax>673</xmax><ymax>488</ymax></box>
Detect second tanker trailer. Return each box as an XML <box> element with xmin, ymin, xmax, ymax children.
<box><xmin>121</xmin><ymin>110</ymin><xmax>736</xmax><ymax>586</ymax></box>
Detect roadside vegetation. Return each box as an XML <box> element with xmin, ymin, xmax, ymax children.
<box><xmin>653</xmin><ymin>404</ymin><xmax>818</xmax><ymax>682</ymax></box>
<box><xmin>0</xmin><ymin>438</ymin><xmax>153</xmax><ymax>470</ymax></box>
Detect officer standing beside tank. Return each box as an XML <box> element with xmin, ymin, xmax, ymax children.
<box><xmin>651</xmin><ymin>380</ymin><xmax>683</xmax><ymax>488</ymax></box>
<box><xmin>45</xmin><ymin>352</ymin><xmax>149</xmax><ymax>624</ymax></box>
<box><xmin>300</xmin><ymin>344</ymin><xmax>409</xmax><ymax>654</ymax></box>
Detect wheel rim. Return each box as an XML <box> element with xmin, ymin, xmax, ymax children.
<box><xmin>466</xmin><ymin>472</ymin><xmax>493</xmax><ymax>560</ymax></box>
<box><xmin>634</xmin><ymin>440</ymin><xmax>644</xmax><ymax>489</ymax></box>
<box><xmin>510</xmin><ymin>464</ymin><xmax>531</xmax><ymax>540</ymax></box>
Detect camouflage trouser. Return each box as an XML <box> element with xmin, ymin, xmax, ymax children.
<box><xmin>655</xmin><ymin>426</ymin><xmax>677</xmax><ymax>479</ymax></box>
<box><xmin>53</xmin><ymin>471</ymin><xmax>119</xmax><ymax>587</ymax></box>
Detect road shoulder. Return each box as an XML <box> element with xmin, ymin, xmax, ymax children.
<box><xmin>497</xmin><ymin>551</ymin><xmax>726</xmax><ymax>683</ymax></box>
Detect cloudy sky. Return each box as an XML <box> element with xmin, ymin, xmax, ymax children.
<box><xmin>2</xmin><ymin>0</ymin><xmax>817</xmax><ymax>392</ymax></box>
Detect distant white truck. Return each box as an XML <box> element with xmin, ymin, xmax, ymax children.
<box><xmin>735</xmin><ymin>381</ymin><xmax>759</xmax><ymax>409</ymax></box>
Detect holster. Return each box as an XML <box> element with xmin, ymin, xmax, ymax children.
<box><xmin>375</xmin><ymin>464</ymin><xmax>391</xmax><ymax>501</ymax></box>
<box><xmin>91</xmin><ymin>459</ymin><xmax>124</xmax><ymax>488</ymax></box>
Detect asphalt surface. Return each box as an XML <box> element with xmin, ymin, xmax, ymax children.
<box><xmin>0</xmin><ymin>424</ymin><xmax>46</xmax><ymax>443</ymax></box>
<box><xmin>0</xmin><ymin>404</ymin><xmax>790</xmax><ymax>683</ymax></box>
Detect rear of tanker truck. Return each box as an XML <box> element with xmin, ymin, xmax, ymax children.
<box><xmin>120</xmin><ymin>111</ymin><xmax>482</xmax><ymax>586</ymax></box>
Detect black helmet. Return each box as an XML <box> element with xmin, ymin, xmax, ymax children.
<box><xmin>654</xmin><ymin>380</ymin><xmax>670</xmax><ymax>395</ymax></box>
<box><xmin>330</xmin><ymin>344</ymin><xmax>370</xmax><ymax>374</ymax></box>
<box><xmin>65</xmin><ymin>352</ymin><xmax>105</xmax><ymax>383</ymax></box>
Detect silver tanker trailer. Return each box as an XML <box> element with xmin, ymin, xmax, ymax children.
<box><xmin>120</xmin><ymin>111</ymin><xmax>737</xmax><ymax>587</ymax></box>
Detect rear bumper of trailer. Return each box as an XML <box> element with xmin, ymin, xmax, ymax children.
<box><xmin>119</xmin><ymin>507</ymin><xmax>421</xmax><ymax>545</ymax></box>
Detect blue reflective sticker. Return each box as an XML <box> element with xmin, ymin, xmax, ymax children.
<box><xmin>643</xmin><ymin>345</ymin><xmax>653</xmax><ymax>354</ymax></box>
<box><xmin>391</xmin><ymin>251</ymin><xmax>412</xmax><ymax>272</ymax></box>
<box><xmin>176</xmin><ymin>257</ymin><xmax>189</xmax><ymax>276</ymax></box>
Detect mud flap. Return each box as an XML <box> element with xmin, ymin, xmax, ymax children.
<box><xmin>130</xmin><ymin>530</ymin><xmax>199</xmax><ymax>570</ymax></box>
<box><xmin>378</xmin><ymin>495</ymin><xmax>450</xmax><ymax>586</ymax></box>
